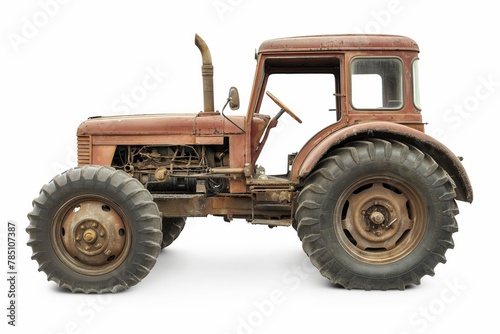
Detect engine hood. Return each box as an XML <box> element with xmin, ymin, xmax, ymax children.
<box><xmin>76</xmin><ymin>112</ymin><xmax>249</xmax><ymax>147</ymax></box>
<box><xmin>77</xmin><ymin>112</ymin><xmax>245</xmax><ymax>137</ymax></box>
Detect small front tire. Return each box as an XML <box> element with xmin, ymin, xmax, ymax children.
<box><xmin>26</xmin><ymin>166</ymin><xmax>162</xmax><ymax>293</ymax></box>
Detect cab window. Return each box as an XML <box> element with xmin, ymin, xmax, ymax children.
<box><xmin>350</xmin><ymin>58</ymin><xmax>403</xmax><ymax>110</ymax></box>
<box><xmin>257</xmin><ymin>56</ymin><xmax>341</xmax><ymax>175</ymax></box>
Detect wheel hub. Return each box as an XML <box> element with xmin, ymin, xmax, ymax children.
<box><xmin>341</xmin><ymin>182</ymin><xmax>415</xmax><ymax>254</ymax></box>
<box><xmin>74</xmin><ymin>221</ymin><xmax>107</xmax><ymax>256</ymax></box>
<box><xmin>59</xmin><ymin>200</ymin><xmax>127</xmax><ymax>268</ymax></box>
<box><xmin>369</xmin><ymin>210</ymin><xmax>385</xmax><ymax>225</ymax></box>
<box><xmin>83</xmin><ymin>227</ymin><xmax>98</xmax><ymax>243</ymax></box>
<box><xmin>361</xmin><ymin>203</ymin><xmax>398</xmax><ymax>238</ymax></box>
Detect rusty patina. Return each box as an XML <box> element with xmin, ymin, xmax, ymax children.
<box><xmin>28</xmin><ymin>33</ymin><xmax>474</xmax><ymax>293</ymax></box>
<box><xmin>75</xmin><ymin>34</ymin><xmax>472</xmax><ymax>220</ymax></box>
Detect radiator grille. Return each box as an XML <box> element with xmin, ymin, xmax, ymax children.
<box><xmin>77</xmin><ymin>135</ymin><xmax>91</xmax><ymax>166</ymax></box>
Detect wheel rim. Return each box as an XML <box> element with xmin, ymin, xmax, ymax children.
<box><xmin>52</xmin><ymin>195</ymin><xmax>131</xmax><ymax>276</ymax></box>
<box><xmin>336</xmin><ymin>177</ymin><xmax>426</xmax><ymax>264</ymax></box>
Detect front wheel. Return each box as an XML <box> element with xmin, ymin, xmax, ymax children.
<box><xmin>26</xmin><ymin>166</ymin><xmax>162</xmax><ymax>293</ymax></box>
<box><xmin>296</xmin><ymin>139</ymin><xmax>459</xmax><ymax>290</ymax></box>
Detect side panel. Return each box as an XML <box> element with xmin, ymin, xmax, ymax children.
<box><xmin>292</xmin><ymin>121</ymin><xmax>473</xmax><ymax>203</ymax></box>
<box><xmin>92</xmin><ymin>134</ymin><xmax>223</xmax><ymax>145</ymax></box>
<box><xmin>92</xmin><ymin>145</ymin><xmax>116</xmax><ymax>166</ymax></box>
<box><xmin>229</xmin><ymin>134</ymin><xmax>247</xmax><ymax>193</ymax></box>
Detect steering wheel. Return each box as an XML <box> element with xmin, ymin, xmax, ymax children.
<box><xmin>266</xmin><ymin>91</ymin><xmax>303</xmax><ymax>123</ymax></box>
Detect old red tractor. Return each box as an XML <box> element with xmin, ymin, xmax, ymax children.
<box><xmin>27</xmin><ymin>34</ymin><xmax>472</xmax><ymax>292</ymax></box>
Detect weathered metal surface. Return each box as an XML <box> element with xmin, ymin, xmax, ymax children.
<box><xmin>292</xmin><ymin>121</ymin><xmax>473</xmax><ymax>203</ymax></box>
<box><xmin>194</xmin><ymin>34</ymin><xmax>215</xmax><ymax>113</ymax></box>
<box><xmin>77</xmin><ymin>135</ymin><xmax>91</xmax><ymax>165</ymax></box>
<box><xmin>60</xmin><ymin>200</ymin><xmax>127</xmax><ymax>267</ymax></box>
<box><xmin>251</xmin><ymin>219</ymin><xmax>291</xmax><ymax>227</ymax></box>
<box><xmin>54</xmin><ymin>196</ymin><xmax>131</xmax><ymax>275</ymax></box>
<box><xmin>153</xmin><ymin>193</ymin><xmax>292</xmax><ymax>221</ymax></box>
<box><xmin>29</xmin><ymin>33</ymin><xmax>475</xmax><ymax>293</ymax></box>
<box><xmin>78</xmin><ymin>114</ymin><xmax>247</xmax><ymax>139</ymax></box>
<box><xmin>78</xmin><ymin>113</ymin><xmax>246</xmax><ymax>137</ymax></box>
<box><xmin>343</xmin><ymin>181</ymin><xmax>420</xmax><ymax>252</ymax></box>
<box><xmin>77</xmin><ymin>33</ymin><xmax>472</xmax><ymax>211</ymax></box>
<box><xmin>91</xmin><ymin>145</ymin><xmax>115</xmax><ymax>166</ymax></box>
<box><xmin>258</xmin><ymin>34</ymin><xmax>419</xmax><ymax>53</ymax></box>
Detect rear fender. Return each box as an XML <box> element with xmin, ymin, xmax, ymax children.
<box><xmin>292</xmin><ymin>121</ymin><xmax>473</xmax><ymax>203</ymax></box>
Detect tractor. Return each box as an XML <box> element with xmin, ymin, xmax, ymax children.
<box><xmin>27</xmin><ymin>34</ymin><xmax>473</xmax><ymax>292</ymax></box>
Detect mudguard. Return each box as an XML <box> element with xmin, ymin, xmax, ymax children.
<box><xmin>292</xmin><ymin>121</ymin><xmax>473</xmax><ymax>203</ymax></box>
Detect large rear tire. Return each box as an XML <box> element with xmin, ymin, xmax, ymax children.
<box><xmin>26</xmin><ymin>166</ymin><xmax>162</xmax><ymax>293</ymax></box>
<box><xmin>296</xmin><ymin>139</ymin><xmax>459</xmax><ymax>290</ymax></box>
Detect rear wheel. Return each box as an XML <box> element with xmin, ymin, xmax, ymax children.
<box><xmin>296</xmin><ymin>139</ymin><xmax>459</xmax><ymax>290</ymax></box>
<box><xmin>26</xmin><ymin>166</ymin><xmax>162</xmax><ymax>293</ymax></box>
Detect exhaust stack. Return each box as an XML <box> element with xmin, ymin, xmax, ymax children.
<box><xmin>195</xmin><ymin>34</ymin><xmax>215</xmax><ymax>113</ymax></box>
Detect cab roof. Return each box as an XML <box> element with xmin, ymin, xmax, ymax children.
<box><xmin>258</xmin><ymin>34</ymin><xmax>419</xmax><ymax>54</ymax></box>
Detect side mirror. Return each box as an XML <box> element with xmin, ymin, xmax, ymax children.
<box><xmin>228</xmin><ymin>86</ymin><xmax>240</xmax><ymax>110</ymax></box>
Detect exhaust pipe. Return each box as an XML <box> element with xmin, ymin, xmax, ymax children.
<box><xmin>195</xmin><ymin>34</ymin><xmax>215</xmax><ymax>113</ymax></box>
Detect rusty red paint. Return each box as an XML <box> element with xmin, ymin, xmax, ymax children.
<box><xmin>30</xmin><ymin>33</ymin><xmax>473</xmax><ymax>293</ymax></box>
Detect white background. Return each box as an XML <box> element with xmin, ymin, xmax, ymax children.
<box><xmin>1</xmin><ymin>1</ymin><xmax>497</xmax><ymax>333</ymax></box>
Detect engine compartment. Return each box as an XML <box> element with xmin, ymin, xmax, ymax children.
<box><xmin>111</xmin><ymin>143</ymin><xmax>230</xmax><ymax>194</ymax></box>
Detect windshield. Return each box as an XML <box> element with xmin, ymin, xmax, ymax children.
<box><xmin>350</xmin><ymin>58</ymin><xmax>403</xmax><ymax>110</ymax></box>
